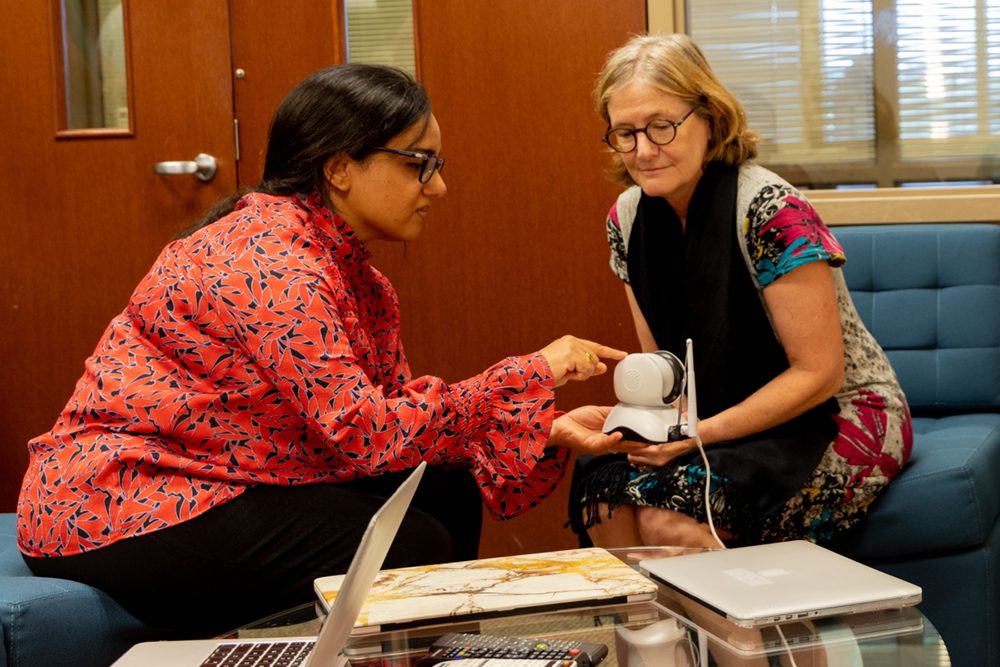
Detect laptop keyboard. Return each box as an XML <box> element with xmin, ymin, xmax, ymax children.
<box><xmin>200</xmin><ymin>640</ymin><xmax>315</xmax><ymax>666</ymax></box>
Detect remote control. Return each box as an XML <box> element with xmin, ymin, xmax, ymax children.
<box><xmin>431</xmin><ymin>660</ymin><xmax>578</xmax><ymax>667</ymax></box>
<box><xmin>419</xmin><ymin>632</ymin><xmax>608</xmax><ymax>667</ymax></box>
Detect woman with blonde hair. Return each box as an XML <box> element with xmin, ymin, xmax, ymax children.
<box><xmin>570</xmin><ymin>34</ymin><xmax>912</xmax><ymax>549</ymax></box>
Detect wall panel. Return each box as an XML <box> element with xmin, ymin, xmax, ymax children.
<box><xmin>370</xmin><ymin>1</ymin><xmax>647</xmax><ymax>557</ymax></box>
<box><xmin>230</xmin><ymin>0</ymin><xmax>344</xmax><ymax>185</ymax></box>
<box><xmin>0</xmin><ymin>2</ymin><xmax>238</xmax><ymax>511</ymax></box>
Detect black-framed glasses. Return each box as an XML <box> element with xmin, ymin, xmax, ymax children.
<box><xmin>373</xmin><ymin>147</ymin><xmax>446</xmax><ymax>184</ymax></box>
<box><xmin>602</xmin><ymin>106</ymin><xmax>700</xmax><ymax>153</ymax></box>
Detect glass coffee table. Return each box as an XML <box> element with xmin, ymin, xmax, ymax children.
<box><xmin>230</xmin><ymin>547</ymin><xmax>950</xmax><ymax>666</ymax></box>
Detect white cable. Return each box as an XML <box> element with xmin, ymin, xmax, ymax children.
<box><xmin>774</xmin><ymin>624</ymin><xmax>800</xmax><ymax>667</ymax></box>
<box><xmin>679</xmin><ymin>338</ymin><xmax>723</xmax><ymax>551</ymax></box>
<box><xmin>691</xmin><ymin>368</ymin><xmax>794</xmax><ymax>666</ymax></box>
<box><xmin>694</xmin><ymin>435</ymin><xmax>726</xmax><ymax>550</ymax></box>
<box><xmin>678</xmin><ymin>338</ymin><xmax>725</xmax><ymax>552</ymax></box>
<box><xmin>681</xmin><ymin>633</ymin><xmax>702</xmax><ymax>667</ymax></box>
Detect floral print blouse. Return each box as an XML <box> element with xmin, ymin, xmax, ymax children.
<box><xmin>19</xmin><ymin>192</ymin><xmax>566</xmax><ymax>557</ymax></box>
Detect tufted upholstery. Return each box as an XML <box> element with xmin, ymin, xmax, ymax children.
<box><xmin>830</xmin><ymin>223</ymin><xmax>1000</xmax><ymax>667</ymax></box>
<box><xmin>841</xmin><ymin>225</ymin><xmax>1000</xmax><ymax>409</ymax></box>
<box><xmin>0</xmin><ymin>513</ymin><xmax>153</xmax><ymax>666</ymax></box>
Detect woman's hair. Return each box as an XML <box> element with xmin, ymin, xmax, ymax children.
<box><xmin>594</xmin><ymin>33</ymin><xmax>758</xmax><ymax>186</ymax></box>
<box><xmin>183</xmin><ymin>63</ymin><xmax>431</xmax><ymax>235</ymax></box>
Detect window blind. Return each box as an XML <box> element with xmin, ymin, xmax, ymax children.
<box><xmin>897</xmin><ymin>0</ymin><xmax>996</xmax><ymax>159</ymax></box>
<box><xmin>344</xmin><ymin>0</ymin><xmax>415</xmax><ymax>75</ymax></box>
<box><xmin>992</xmin><ymin>2</ymin><xmax>1000</xmax><ymax>136</ymax></box>
<box><xmin>687</xmin><ymin>0</ymin><xmax>1000</xmax><ymax>186</ymax></box>
<box><xmin>689</xmin><ymin>0</ymin><xmax>875</xmax><ymax>166</ymax></box>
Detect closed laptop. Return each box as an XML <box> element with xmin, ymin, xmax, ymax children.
<box><xmin>640</xmin><ymin>540</ymin><xmax>921</xmax><ymax>629</ymax></box>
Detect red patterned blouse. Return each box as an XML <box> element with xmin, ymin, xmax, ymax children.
<box><xmin>18</xmin><ymin>193</ymin><xmax>566</xmax><ymax>557</ymax></box>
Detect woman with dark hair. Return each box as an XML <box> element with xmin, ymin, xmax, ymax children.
<box><xmin>570</xmin><ymin>34</ymin><xmax>911</xmax><ymax>550</ymax></box>
<box><xmin>17</xmin><ymin>64</ymin><xmax>626</xmax><ymax>635</ymax></box>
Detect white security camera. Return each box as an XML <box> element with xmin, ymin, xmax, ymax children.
<box><xmin>602</xmin><ymin>341</ymin><xmax>697</xmax><ymax>444</ymax></box>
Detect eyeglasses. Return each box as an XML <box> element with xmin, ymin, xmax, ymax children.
<box><xmin>372</xmin><ymin>147</ymin><xmax>446</xmax><ymax>184</ymax></box>
<box><xmin>602</xmin><ymin>106</ymin><xmax>700</xmax><ymax>153</ymax></box>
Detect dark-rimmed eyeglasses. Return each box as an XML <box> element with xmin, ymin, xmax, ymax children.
<box><xmin>373</xmin><ymin>147</ymin><xmax>446</xmax><ymax>184</ymax></box>
<box><xmin>602</xmin><ymin>106</ymin><xmax>700</xmax><ymax>153</ymax></box>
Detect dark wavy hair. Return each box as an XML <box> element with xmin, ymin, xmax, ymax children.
<box><xmin>179</xmin><ymin>63</ymin><xmax>430</xmax><ymax>237</ymax></box>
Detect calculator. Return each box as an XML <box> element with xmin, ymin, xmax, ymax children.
<box><xmin>418</xmin><ymin>632</ymin><xmax>608</xmax><ymax>667</ymax></box>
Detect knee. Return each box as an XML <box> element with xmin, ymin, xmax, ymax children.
<box><xmin>412</xmin><ymin>466</ymin><xmax>482</xmax><ymax>561</ymax></box>
<box><xmin>386</xmin><ymin>508</ymin><xmax>454</xmax><ymax>567</ymax></box>
<box><xmin>635</xmin><ymin>505</ymin><xmax>670</xmax><ymax>543</ymax></box>
<box><xmin>635</xmin><ymin>505</ymin><xmax>725</xmax><ymax>548</ymax></box>
<box><xmin>635</xmin><ymin>505</ymin><xmax>695</xmax><ymax>546</ymax></box>
<box><xmin>430</xmin><ymin>467</ymin><xmax>482</xmax><ymax>513</ymax></box>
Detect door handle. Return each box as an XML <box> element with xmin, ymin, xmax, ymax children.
<box><xmin>153</xmin><ymin>153</ymin><xmax>217</xmax><ymax>182</ymax></box>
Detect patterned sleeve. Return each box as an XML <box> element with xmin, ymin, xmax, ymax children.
<box><xmin>368</xmin><ymin>288</ymin><xmax>569</xmax><ymax>517</ymax></box>
<box><xmin>744</xmin><ymin>183</ymin><xmax>846</xmax><ymax>288</ymax></box>
<box><xmin>606</xmin><ymin>201</ymin><xmax>630</xmax><ymax>283</ymax></box>
<box><xmin>175</xmin><ymin>225</ymin><xmax>561</xmax><ymax>519</ymax></box>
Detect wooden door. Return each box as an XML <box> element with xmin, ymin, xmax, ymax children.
<box><xmin>0</xmin><ymin>1</ymin><xmax>237</xmax><ymax>510</ymax></box>
<box><xmin>0</xmin><ymin>1</ymin><xmax>341</xmax><ymax>510</ymax></box>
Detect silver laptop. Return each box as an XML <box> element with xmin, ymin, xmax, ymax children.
<box><xmin>112</xmin><ymin>461</ymin><xmax>427</xmax><ymax>667</ymax></box>
<box><xmin>640</xmin><ymin>540</ymin><xmax>922</xmax><ymax>629</ymax></box>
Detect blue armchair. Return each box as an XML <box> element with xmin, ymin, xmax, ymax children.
<box><xmin>829</xmin><ymin>223</ymin><xmax>1000</xmax><ymax>667</ymax></box>
<box><xmin>0</xmin><ymin>513</ymin><xmax>153</xmax><ymax>666</ymax></box>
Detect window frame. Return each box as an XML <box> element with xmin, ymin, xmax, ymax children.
<box><xmin>53</xmin><ymin>0</ymin><xmax>135</xmax><ymax>140</ymax></box>
<box><xmin>648</xmin><ymin>1</ymin><xmax>1000</xmax><ymax>225</ymax></box>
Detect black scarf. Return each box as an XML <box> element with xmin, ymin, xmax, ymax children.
<box><xmin>626</xmin><ymin>162</ymin><xmax>837</xmax><ymax>513</ymax></box>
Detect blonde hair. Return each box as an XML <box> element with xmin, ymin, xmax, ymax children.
<box><xmin>595</xmin><ymin>33</ymin><xmax>758</xmax><ymax>186</ymax></box>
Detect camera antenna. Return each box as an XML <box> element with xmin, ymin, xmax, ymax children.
<box><xmin>684</xmin><ymin>338</ymin><xmax>697</xmax><ymax>438</ymax></box>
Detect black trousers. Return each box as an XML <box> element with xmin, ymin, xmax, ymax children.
<box><xmin>24</xmin><ymin>466</ymin><xmax>482</xmax><ymax>636</ymax></box>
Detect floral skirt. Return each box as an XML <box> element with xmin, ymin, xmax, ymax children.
<box><xmin>570</xmin><ymin>454</ymin><xmax>878</xmax><ymax>546</ymax></box>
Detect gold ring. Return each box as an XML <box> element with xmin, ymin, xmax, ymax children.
<box><xmin>585</xmin><ymin>351</ymin><xmax>594</xmax><ymax>364</ymax></box>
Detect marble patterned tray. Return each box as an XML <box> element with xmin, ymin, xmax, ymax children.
<box><xmin>314</xmin><ymin>547</ymin><xmax>659</xmax><ymax>634</ymax></box>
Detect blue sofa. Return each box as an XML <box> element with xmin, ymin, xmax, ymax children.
<box><xmin>829</xmin><ymin>223</ymin><xmax>1000</xmax><ymax>667</ymax></box>
<box><xmin>0</xmin><ymin>513</ymin><xmax>153</xmax><ymax>666</ymax></box>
